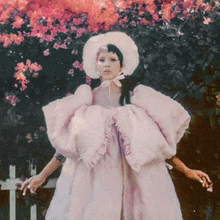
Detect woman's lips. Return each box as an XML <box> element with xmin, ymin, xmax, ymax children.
<box><xmin>104</xmin><ymin>70</ymin><xmax>111</xmax><ymax>73</ymax></box>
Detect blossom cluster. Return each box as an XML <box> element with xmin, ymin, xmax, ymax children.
<box><xmin>73</xmin><ymin>61</ymin><xmax>83</xmax><ymax>71</ymax></box>
<box><xmin>0</xmin><ymin>0</ymin><xmax>215</xmax><ymax>46</ymax></box>
<box><xmin>5</xmin><ymin>93</ymin><xmax>20</xmax><ymax>106</ymax></box>
<box><xmin>14</xmin><ymin>60</ymin><xmax>42</xmax><ymax>91</ymax></box>
<box><xmin>0</xmin><ymin>32</ymin><xmax>24</xmax><ymax>47</ymax></box>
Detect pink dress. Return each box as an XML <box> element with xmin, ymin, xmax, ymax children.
<box><xmin>43</xmin><ymin>84</ymin><xmax>190</xmax><ymax>220</ymax></box>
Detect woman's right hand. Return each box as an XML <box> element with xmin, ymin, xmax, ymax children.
<box><xmin>20</xmin><ymin>174</ymin><xmax>46</xmax><ymax>195</ymax></box>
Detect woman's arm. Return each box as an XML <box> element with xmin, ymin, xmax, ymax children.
<box><xmin>20</xmin><ymin>153</ymin><xmax>66</xmax><ymax>195</ymax></box>
<box><xmin>166</xmin><ymin>156</ymin><xmax>213</xmax><ymax>188</ymax></box>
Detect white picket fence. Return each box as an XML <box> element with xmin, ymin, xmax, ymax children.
<box><xmin>0</xmin><ymin>165</ymin><xmax>57</xmax><ymax>220</ymax></box>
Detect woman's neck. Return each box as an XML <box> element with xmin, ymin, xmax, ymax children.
<box><xmin>92</xmin><ymin>83</ymin><xmax>122</xmax><ymax>108</ymax></box>
<box><xmin>100</xmin><ymin>80</ymin><xmax>122</xmax><ymax>93</ymax></box>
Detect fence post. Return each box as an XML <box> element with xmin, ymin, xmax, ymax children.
<box><xmin>30</xmin><ymin>163</ymin><xmax>37</xmax><ymax>220</ymax></box>
<box><xmin>9</xmin><ymin>165</ymin><xmax>16</xmax><ymax>220</ymax></box>
<box><xmin>0</xmin><ymin>164</ymin><xmax>57</xmax><ymax>219</ymax></box>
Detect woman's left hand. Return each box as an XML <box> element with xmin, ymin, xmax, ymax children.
<box><xmin>185</xmin><ymin>168</ymin><xmax>213</xmax><ymax>188</ymax></box>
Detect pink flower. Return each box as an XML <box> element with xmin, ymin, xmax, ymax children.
<box><xmin>76</xmin><ymin>28</ymin><xmax>86</xmax><ymax>38</ymax></box>
<box><xmin>70</xmin><ymin>25</ymin><xmax>77</xmax><ymax>32</ymax></box>
<box><xmin>15</xmin><ymin>32</ymin><xmax>24</xmax><ymax>45</ymax></box>
<box><xmin>53</xmin><ymin>42</ymin><xmax>60</xmax><ymax>49</ymax></box>
<box><xmin>146</xmin><ymin>3</ymin><xmax>157</xmax><ymax>15</ymax></box>
<box><xmin>60</xmin><ymin>43</ymin><xmax>67</xmax><ymax>49</ymax></box>
<box><xmin>203</xmin><ymin>17</ymin><xmax>212</xmax><ymax>25</ymax></box>
<box><xmin>175</xmin><ymin>6</ymin><xmax>182</xmax><ymax>13</ymax></box>
<box><xmin>43</xmin><ymin>49</ymin><xmax>50</xmax><ymax>56</ymax></box>
<box><xmin>152</xmin><ymin>13</ymin><xmax>160</xmax><ymax>22</ymax></box>
<box><xmin>32</xmin><ymin>72</ymin><xmax>39</xmax><ymax>77</ymax></box>
<box><xmin>121</xmin><ymin>16</ymin><xmax>128</xmax><ymax>23</ymax></box>
<box><xmin>130</xmin><ymin>21</ymin><xmax>136</xmax><ymax>26</ymax></box>
<box><xmin>20</xmin><ymin>83</ymin><xmax>28</xmax><ymax>91</ymax></box>
<box><xmin>12</xmin><ymin>16</ymin><xmax>24</xmax><ymax>28</ymax></box>
<box><xmin>140</xmin><ymin>18</ymin><xmax>150</xmax><ymax>25</ymax></box>
<box><xmin>30</xmin><ymin>62</ymin><xmax>42</xmax><ymax>71</ymax></box>
<box><xmin>45</xmin><ymin>35</ymin><xmax>55</xmax><ymax>42</ymax></box>
<box><xmin>39</xmin><ymin>126</ymin><xmax>46</xmax><ymax>131</ymax></box>
<box><xmin>5</xmin><ymin>93</ymin><xmax>20</xmax><ymax>106</ymax></box>
<box><xmin>86</xmin><ymin>76</ymin><xmax>91</xmax><ymax>85</ymax></box>
<box><xmin>14</xmin><ymin>72</ymin><xmax>24</xmax><ymax>82</ymax></box>
<box><xmin>15</xmin><ymin>62</ymin><xmax>26</xmax><ymax>71</ymax></box>
<box><xmin>68</xmin><ymin>69</ymin><xmax>74</xmax><ymax>75</ymax></box>
<box><xmin>59</xmin><ymin>25</ymin><xmax>67</xmax><ymax>34</ymax></box>
<box><xmin>79</xmin><ymin>63</ymin><xmax>84</xmax><ymax>71</ymax></box>
<box><xmin>73</xmin><ymin>18</ymin><xmax>82</xmax><ymax>25</ymax></box>
<box><xmin>73</xmin><ymin>60</ymin><xmax>80</xmax><ymax>68</ymax></box>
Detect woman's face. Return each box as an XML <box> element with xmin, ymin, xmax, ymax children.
<box><xmin>96</xmin><ymin>51</ymin><xmax>122</xmax><ymax>81</ymax></box>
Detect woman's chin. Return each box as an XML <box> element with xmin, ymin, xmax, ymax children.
<box><xmin>102</xmin><ymin>76</ymin><xmax>114</xmax><ymax>81</ymax></box>
<box><xmin>101</xmin><ymin>74</ymin><xmax>118</xmax><ymax>81</ymax></box>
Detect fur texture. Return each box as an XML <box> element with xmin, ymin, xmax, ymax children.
<box><xmin>43</xmin><ymin>84</ymin><xmax>190</xmax><ymax>220</ymax></box>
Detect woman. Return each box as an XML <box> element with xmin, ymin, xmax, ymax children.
<box><xmin>21</xmin><ymin>32</ymin><xmax>212</xmax><ymax>219</ymax></box>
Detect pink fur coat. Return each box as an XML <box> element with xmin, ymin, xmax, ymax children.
<box><xmin>43</xmin><ymin>84</ymin><xmax>190</xmax><ymax>220</ymax></box>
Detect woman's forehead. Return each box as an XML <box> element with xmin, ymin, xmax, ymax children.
<box><xmin>97</xmin><ymin>51</ymin><xmax>119</xmax><ymax>58</ymax></box>
<box><xmin>98</xmin><ymin>45</ymin><xmax>108</xmax><ymax>52</ymax></box>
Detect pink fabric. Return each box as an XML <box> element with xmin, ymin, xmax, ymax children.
<box><xmin>43</xmin><ymin>84</ymin><xmax>190</xmax><ymax>220</ymax></box>
<box><xmin>42</xmin><ymin>84</ymin><xmax>92</xmax><ymax>157</ymax></box>
<box><xmin>131</xmin><ymin>85</ymin><xmax>190</xmax><ymax>147</ymax></box>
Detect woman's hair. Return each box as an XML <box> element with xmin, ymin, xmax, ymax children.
<box><xmin>95</xmin><ymin>43</ymin><xmax>142</xmax><ymax>106</ymax></box>
<box><xmin>96</xmin><ymin>44</ymin><xmax>123</xmax><ymax>67</ymax></box>
<box><xmin>119</xmin><ymin>77</ymin><xmax>140</xmax><ymax>106</ymax></box>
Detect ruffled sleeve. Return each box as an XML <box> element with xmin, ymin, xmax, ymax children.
<box><xmin>42</xmin><ymin>84</ymin><xmax>93</xmax><ymax>158</ymax></box>
<box><xmin>131</xmin><ymin>85</ymin><xmax>190</xmax><ymax>158</ymax></box>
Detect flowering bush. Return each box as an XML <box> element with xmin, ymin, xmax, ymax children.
<box><xmin>0</xmin><ymin>0</ymin><xmax>217</xmax><ymax>46</ymax></box>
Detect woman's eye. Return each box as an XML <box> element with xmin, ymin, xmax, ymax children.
<box><xmin>99</xmin><ymin>59</ymin><xmax>104</xmax><ymax>62</ymax></box>
<box><xmin>110</xmin><ymin>59</ymin><xmax>117</xmax><ymax>62</ymax></box>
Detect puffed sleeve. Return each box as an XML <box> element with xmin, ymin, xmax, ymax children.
<box><xmin>131</xmin><ymin>85</ymin><xmax>191</xmax><ymax>156</ymax></box>
<box><xmin>42</xmin><ymin>84</ymin><xmax>93</xmax><ymax>158</ymax></box>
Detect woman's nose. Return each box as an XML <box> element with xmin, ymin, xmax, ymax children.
<box><xmin>104</xmin><ymin>60</ymin><xmax>110</xmax><ymax>67</ymax></box>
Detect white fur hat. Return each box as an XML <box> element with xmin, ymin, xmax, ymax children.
<box><xmin>83</xmin><ymin>32</ymin><xmax>139</xmax><ymax>79</ymax></box>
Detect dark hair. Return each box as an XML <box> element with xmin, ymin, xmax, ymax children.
<box><xmin>119</xmin><ymin>78</ymin><xmax>140</xmax><ymax>106</ymax></box>
<box><xmin>96</xmin><ymin>44</ymin><xmax>123</xmax><ymax>67</ymax></box>
<box><xmin>119</xmin><ymin>62</ymin><xmax>144</xmax><ymax>106</ymax></box>
<box><xmin>107</xmin><ymin>44</ymin><xmax>123</xmax><ymax>67</ymax></box>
